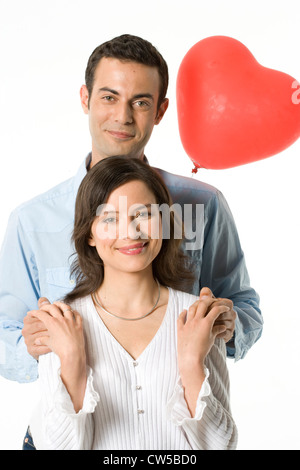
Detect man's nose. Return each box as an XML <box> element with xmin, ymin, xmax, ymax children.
<box><xmin>114</xmin><ymin>102</ymin><xmax>133</xmax><ymax>124</ymax></box>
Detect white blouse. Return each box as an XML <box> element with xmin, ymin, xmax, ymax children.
<box><xmin>30</xmin><ymin>288</ymin><xmax>238</xmax><ymax>450</ymax></box>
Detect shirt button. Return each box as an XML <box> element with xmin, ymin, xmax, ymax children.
<box><xmin>25</xmin><ymin>375</ymin><xmax>31</xmax><ymax>381</ymax></box>
<box><xmin>136</xmin><ymin>385</ymin><xmax>142</xmax><ymax>390</ymax></box>
<box><xmin>137</xmin><ymin>409</ymin><xmax>144</xmax><ymax>414</ymax></box>
<box><xmin>133</xmin><ymin>361</ymin><xmax>138</xmax><ymax>367</ymax></box>
<box><xmin>69</xmin><ymin>279</ymin><xmax>75</xmax><ymax>285</ymax></box>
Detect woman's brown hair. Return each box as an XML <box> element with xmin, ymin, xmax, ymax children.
<box><xmin>64</xmin><ymin>157</ymin><xmax>195</xmax><ymax>304</ymax></box>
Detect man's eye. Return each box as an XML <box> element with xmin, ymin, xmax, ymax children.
<box><xmin>102</xmin><ymin>96</ymin><xmax>114</xmax><ymax>102</ymax></box>
<box><xmin>134</xmin><ymin>100</ymin><xmax>149</xmax><ymax>108</ymax></box>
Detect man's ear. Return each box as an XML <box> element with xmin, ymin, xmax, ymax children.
<box><xmin>155</xmin><ymin>98</ymin><xmax>169</xmax><ymax>125</ymax></box>
<box><xmin>80</xmin><ymin>85</ymin><xmax>89</xmax><ymax>114</ymax></box>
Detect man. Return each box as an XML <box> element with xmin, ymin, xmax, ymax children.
<box><xmin>0</xmin><ymin>34</ymin><xmax>262</xmax><ymax>384</ymax></box>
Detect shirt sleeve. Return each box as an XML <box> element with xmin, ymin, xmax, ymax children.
<box><xmin>37</xmin><ymin>353</ymin><xmax>99</xmax><ymax>450</ymax></box>
<box><xmin>0</xmin><ymin>209</ymin><xmax>40</xmax><ymax>382</ymax></box>
<box><xmin>200</xmin><ymin>190</ymin><xmax>263</xmax><ymax>360</ymax></box>
<box><xmin>166</xmin><ymin>340</ymin><xmax>238</xmax><ymax>450</ymax></box>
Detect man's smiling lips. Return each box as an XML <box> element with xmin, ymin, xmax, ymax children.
<box><xmin>107</xmin><ymin>130</ymin><xmax>135</xmax><ymax>140</ymax></box>
<box><xmin>116</xmin><ymin>242</ymin><xmax>149</xmax><ymax>255</ymax></box>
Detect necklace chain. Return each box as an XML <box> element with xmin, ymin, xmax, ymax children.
<box><xmin>92</xmin><ymin>279</ymin><xmax>161</xmax><ymax>321</ymax></box>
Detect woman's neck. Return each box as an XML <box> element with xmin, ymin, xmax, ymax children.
<box><xmin>95</xmin><ymin>269</ymin><xmax>159</xmax><ymax>318</ymax></box>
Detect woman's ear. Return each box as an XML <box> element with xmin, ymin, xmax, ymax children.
<box><xmin>88</xmin><ymin>235</ymin><xmax>96</xmax><ymax>247</ymax></box>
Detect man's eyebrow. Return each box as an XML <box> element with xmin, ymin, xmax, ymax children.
<box><xmin>98</xmin><ymin>87</ymin><xmax>119</xmax><ymax>95</ymax></box>
<box><xmin>98</xmin><ymin>87</ymin><xmax>154</xmax><ymax>101</ymax></box>
<box><xmin>132</xmin><ymin>93</ymin><xmax>154</xmax><ymax>101</ymax></box>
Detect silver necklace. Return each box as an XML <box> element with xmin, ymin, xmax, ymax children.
<box><xmin>92</xmin><ymin>279</ymin><xmax>161</xmax><ymax>321</ymax></box>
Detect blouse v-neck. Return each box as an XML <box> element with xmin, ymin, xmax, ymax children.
<box><xmin>88</xmin><ymin>286</ymin><xmax>172</xmax><ymax>363</ymax></box>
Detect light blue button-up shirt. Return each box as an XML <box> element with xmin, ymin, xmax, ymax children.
<box><xmin>0</xmin><ymin>155</ymin><xmax>262</xmax><ymax>383</ymax></box>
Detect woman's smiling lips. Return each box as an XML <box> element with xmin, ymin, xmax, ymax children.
<box><xmin>117</xmin><ymin>242</ymin><xmax>148</xmax><ymax>255</ymax></box>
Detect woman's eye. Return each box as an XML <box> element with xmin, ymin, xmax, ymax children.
<box><xmin>135</xmin><ymin>211</ymin><xmax>150</xmax><ymax>219</ymax></box>
<box><xmin>103</xmin><ymin>217</ymin><xmax>117</xmax><ymax>224</ymax></box>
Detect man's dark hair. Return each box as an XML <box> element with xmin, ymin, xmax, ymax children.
<box><xmin>85</xmin><ymin>34</ymin><xmax>169</xmax><ymax>109</ymax></box>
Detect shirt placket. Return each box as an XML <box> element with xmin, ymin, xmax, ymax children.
<box><xmin>130</xmin><ymin>359</ymin><xmax>145</xmax><ymax>449</ymax></box>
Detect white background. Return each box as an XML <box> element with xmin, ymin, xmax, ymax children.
<box><xmin>0</xmin><ymin>0</ymin><xmax>299</xmax><ymax>450</ymax></box>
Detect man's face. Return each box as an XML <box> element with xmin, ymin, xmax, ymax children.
<box><xmin>80</xmin><ymin>58</ymin><xmax>169</xmax><ymax>164</ymax></box>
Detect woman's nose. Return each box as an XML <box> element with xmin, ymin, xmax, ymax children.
<box><xmin>119</xmin><ymin>218</ymin><xmax>144</xmax><ymax>240</ymax></box>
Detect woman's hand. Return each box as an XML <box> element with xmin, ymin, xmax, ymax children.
<box><xmin>28</xmin><ymin>298</ymin><xmax>87</xmax><ymax>413</ymax></box>
<box><xmin>28</xmin><ymin>299</ymin><xmax>85</xmax><ymax>362</ymax></box>
<box><xmin>177</xmin><ymin>294</ymin><xmax>229</xmax><ymax>416</ymax></box>
<box><xmin>177</xmin><ymin>296</ymin><xmax>229</xmax><ymax>368</ymax></box>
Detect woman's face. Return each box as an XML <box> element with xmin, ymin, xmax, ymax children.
<box><xmin>88</xmin><ymin>180</ymin><xmax>163</xmax><ymax>276</ymax></box>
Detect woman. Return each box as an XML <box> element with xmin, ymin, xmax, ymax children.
<box><xmin>28</xmin><ymin>157</ymin><xmax>237</xmax><ymax>450</ymax></box>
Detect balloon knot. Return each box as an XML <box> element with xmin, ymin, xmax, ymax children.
<box><xmin>192</xmin><ymin>166</ymin><xmax>198</xmax><ymax>174</ymax></box>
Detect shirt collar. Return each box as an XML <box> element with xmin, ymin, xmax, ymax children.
<box><xmin>73</xmin><ymin>153</ymin><xmax>91</xmax><ymax>196</ymax></box>
<box><xmin>73</xmin><ymin>153</ymin><xmax>149</xmax><ymax>197</ymax></box>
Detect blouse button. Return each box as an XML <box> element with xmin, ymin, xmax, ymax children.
<box><xmin>133</xmin><ymin>361</ymin><xmax>138</xmax><ymax>367</ymax></box>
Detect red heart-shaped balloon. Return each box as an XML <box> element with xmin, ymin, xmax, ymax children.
<box><xmin>176</xmin><ymin>36</ymin><xmax>300</xmax><ymax>170</ymax></box>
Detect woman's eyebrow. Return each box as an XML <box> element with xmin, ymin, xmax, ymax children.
<box><xmin>97</xmin><ymin>209</ymin><xmax>118</xmax><ymax>219</ymax></box>
<box><xmin>98</xmin><ymin>203</ymin><xmax>154</xmax><ymax>218</ymax></box>
<box><xmin>131</xmin><ymin>203</ymin><xmax>153</xmax><ymax>211</ymax></box>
